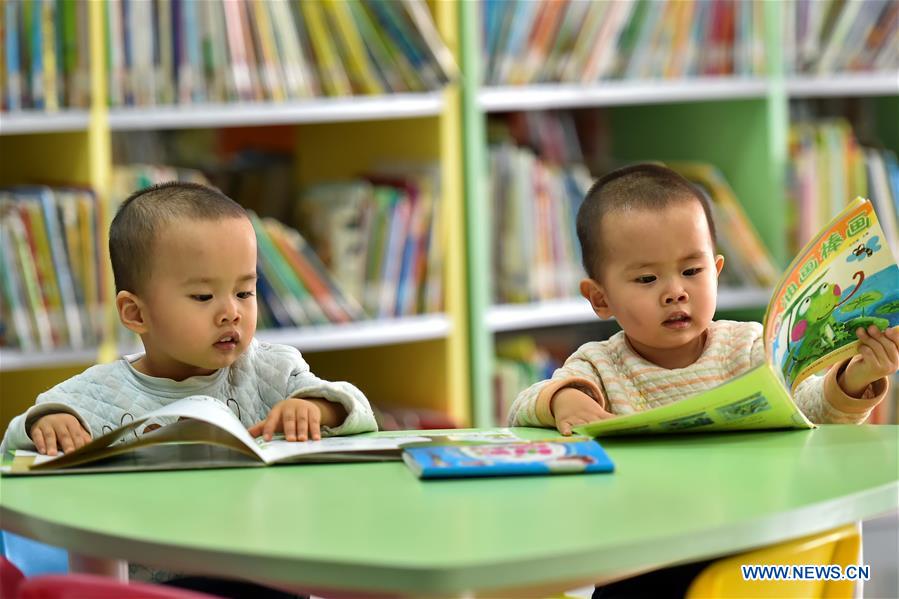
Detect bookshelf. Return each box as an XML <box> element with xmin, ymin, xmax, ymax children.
<box><xmin>0</xmin><ymin>1</ymin><xmax>469</xmax><ymax>433</ymax></box>
<box><xmin>460</xmin><ymin>0</ymin><xmax>899</xmax><ymax>426</ymax></box>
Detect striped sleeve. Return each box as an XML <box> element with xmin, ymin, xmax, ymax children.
<box><xmin>508</xmin><ymin>348</ymin><xmax>607</xmax><ymax>427</ymax></box>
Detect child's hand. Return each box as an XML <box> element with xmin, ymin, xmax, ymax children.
<box><xmin>29</xmin><ymin>413</ymin><xmax>92</xmax><ymax>456</ymax></box>
<box><xmin>839</xmin><ymin>325</ymin><xmax>899</xmax><ymax>398</ymax></box>
<box><xmin>248</xmin><ymin>398</ymin><xmax>323</xmax><ymax>442</ymax></box>
<box><xmin>551</xmin><ymin>387</ymin><xmax>615</xmax><ymax>436</ymax></box>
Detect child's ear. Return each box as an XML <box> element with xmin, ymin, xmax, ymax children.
<box><xmin>714</xmin><ymin>254</ymin><xmax>725</xmax><ymax>277</ymax></box>
<box><xmin>116</xmin><ymin>290</ymin><xmax>148</xmax><ymax>334</ymax></box>
<box><xmin>580</xmin><ymin>278</ymin><xmax>614</xmax><ymax>319</ymax></box>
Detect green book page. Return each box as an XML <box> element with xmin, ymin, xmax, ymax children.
<box><xmin>573</xmin><ymin>364</ymin><xmax>814</xmax><ymax>438</ymax></box>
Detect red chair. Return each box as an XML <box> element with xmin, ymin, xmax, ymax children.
<box><xmin>16</xmin><ymin>575</ymin><xmax>219</xmax><ymax>598</ymax></box>
<box><xmin>1</xmin><ymin>556</ymin><xmax>26</xmax><ymax>598</ymax></box>
<box><xmin>1</xmin><ymin>561</ymin><xmax>220</xmax><ymax>599</ymax></box>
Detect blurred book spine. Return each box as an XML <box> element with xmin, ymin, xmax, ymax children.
<box><xmin>788</xmin><ymin>119</ymin><xmax>899</xmax><ymax>258</ymax></box>
<box><xmin>787</xmin><ymin>0</ymin><xmax>898</xmax><ymax>74</ymax></box>
<box><xmin>0</xmin><ymin>185</ymin><xmax>105</xmax><ymax>350</ymax></box>
<box><xmin>295</xmin><ymin>167</ymin><xmax>445</xmax><ymax>319</ymax></box>
<box><xmin>480</xmin><ymin>0</ymin><xmax>768</xmax><ymax>86</ymax></box>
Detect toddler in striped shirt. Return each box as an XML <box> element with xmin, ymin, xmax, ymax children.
<box><xmin>509</xmin><ymin>163</ymin><xmax>897</xmax><ymax>433</ymax></box>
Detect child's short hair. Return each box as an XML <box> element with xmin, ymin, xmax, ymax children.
<box><xmin>575</xmin><ymin>163</ymin><xmax>716</xmax><ymax>280</ymax></box>
<box><xmin>109</xmin><ymin>181</ymin><xmax>248</xmax><ymax>293</ymax></box>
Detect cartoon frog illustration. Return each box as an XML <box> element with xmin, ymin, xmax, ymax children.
<box><xmin>786</xmin><ymin>271</ymin><xmax>865</xmax><ymax>382</ymax></box>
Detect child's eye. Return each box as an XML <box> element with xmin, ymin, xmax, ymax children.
<box><xmin>683</xmin><ymin>268</ymin><xmax>703</xmax><ymax>276</ymax></box>
<box><xmin>237</xmin><ymin>291</ymin><xmax>255</xmax><ymax>299</ymax></box>
<box><xmin>190</xmin><ymin>294</ymin><xmax>213</xmax><ymax>302</ymax></box>
<box><xmin>635</xmin><ymin>275</ymin><xmax>656</xmax><ymax>284</ymax></box>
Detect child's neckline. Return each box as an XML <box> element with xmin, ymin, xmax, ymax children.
<box><xmin>620</xmin><ymin>327</ymin><xmax>712</xmax><ymax>371</ymax></box>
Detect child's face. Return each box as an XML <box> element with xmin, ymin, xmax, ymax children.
<box><xmin>580</xmin><ymin>201</ymin><xmax>724</xmax><ymax>368</ymax></box>
<box><xmin>128</xmin><ymin>217</ymin><xmax>258</xmax><ymax>380</ymax></box>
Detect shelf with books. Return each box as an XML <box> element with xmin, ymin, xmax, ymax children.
<box><xmin>0</xmin><ymin>0</ymin><xmax>470</xmax><ymax>433</ymax></box>
<box><xmin>0</xmin><ymin>111</ymin><xmax>92</xmax><ymax>136</ymax></box>
<box><xmin>461</xmin><ymin>0</ymin><xmax>795</xmax><ymax>427</ymax></box>
<box><xmin>107</xmin><ymin>92</ymin><xmax>446</xmax><ymax>131</ymax></box>
<box><xmin>478</xmin><ymin>78</ymin><xmax>770</xmax><ymax>112</ymax></box>
<box><xmin>785</xmin><ymin>73</ymin><xmax>899</xmax><ymax>98</ymax></box>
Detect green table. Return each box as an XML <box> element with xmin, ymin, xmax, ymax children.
<box><xmin>1</xmin><ymin>426</ymin><xmax>897</xmax><ymax>597</ymax></box>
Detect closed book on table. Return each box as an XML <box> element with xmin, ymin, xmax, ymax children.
<box><xmin>403</xmin><ymin>438</ymin><xmax>614</xmax><ymax>479</ymax></box>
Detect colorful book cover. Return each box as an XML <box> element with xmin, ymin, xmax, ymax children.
<box><xmin>403</xmin><ymin>438</ymin><xmax>615</xmax><ymax>479</ymax></box>
<box><xmin>766</xmin><ymin>197</ymin><xmax>899</xmax><ymax>390</ymax></box>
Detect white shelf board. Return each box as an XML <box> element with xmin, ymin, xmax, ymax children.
<box><xmin>487</xmin><ymin>298</ymin><xmax>595</xmax><ymax>332</ymax></box>
<box><xmin>1</xmin><ymin>315</ymin><xmax>451</xmax><ymax>370</ymax></box>
<box><xmin>109</xmin><ymin>92</ymin><xmax>445</xmax><ymax>130</ymax></box>
<box><xmin>0</xmin><ymin>347</ymin><xmax>98</xmax><ymax>371</ymax></box>
<box><xmin>487</xmin><ymin>287</ymin><xmax>771</xmax><ymax>333</ymax></box>
<box><xmin>716</xmin><ymin>286</ymin><xmax>773</xmax><ymax>311</ymax></box>
<box><xmin>255</xmin><ymin>314</ymin><xmax>451</xmax><ymax>352</ymax></box>
<box><xmin>0</xmin><ymin>110</ymin><xmax>90</xmax><ymax>135</ymax></box>
<box><xmin>786</xmin><ymin>72</ymin><xmax>899</xmax><ymax>98</ymax></box>
<box><xmin>478</xmin><ymin>77</ymin><xmax>769</xmax><ymax>112</ymax></box>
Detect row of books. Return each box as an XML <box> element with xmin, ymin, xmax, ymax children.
<box><xmin>490</xmin><ymin>141</ymin><xmax>590</xmax><ymax>304</ymax></box>
<box><xmin>787</xmin><ymin>119</ymin><xmax>899</xmax><ymax>258</ymax></box>
<box><xmin>296</xmin><ymin>171</ymin><xmax>444</xmax><ymax>319</ymax></box>
<box><xmin>481</xmin><ymin>0</ymin><xmax>767</xmax><ymax>85</ymax></box>
<box><xmin>784</xmin><ymin>0</ymin><xmax>898</xmax><ymax>75</ymax></box>
<box><xmin>253</xmin><ymin>214</ymin><xmax>365</xmax><ymax>328</ymax></box>
<box><xmin>2</xmin><ymin>0</ymin><xmax>91</xmax><ymax>111</ymax></box>
<box><xmin>2</xmin><ymin>0</ymin><xmax>456</xmax><ymax>112</ymax></box>
<box><xmin>0</xmin><ymin>185</ymin><xmax>104</xmax><ymax>351</ymax></box>
<box><xmin>488</xmin><ymin>111</ymin><xmax>779</xmax><ymax>303</ymax></box>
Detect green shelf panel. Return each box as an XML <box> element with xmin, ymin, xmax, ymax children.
<box><xmin>609</xmin><ymin>99</ymin><xmax>787</xmax><ymax>266</ymax></box>
<box><xmin>459</xmin><ymin>0</ymin><xmax>496</xmax><ymax>427</ymax></box>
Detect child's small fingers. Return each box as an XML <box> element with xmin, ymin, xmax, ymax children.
<box><xmin>308</xmin><ymin>407</ymin><xmax>321</xmax><ymax>441</ymax></box>
<box><xmin>295</xmin><ymin>409</ymin><xmax>309</xmax><ymax>442</ymax></box>
<box><xmin>884</xmin><ymin>326</ymin><xmax>899</xmax><ymax>343</ymax></box>
<box><xmin>247</xmin><ymin>422</ymin><xmax>264</xmax><ymax>437</ymax></box>
<box><xmin>865</xmin><ymin>334</ymin><xmax>890</xmax><ymax>365</ymax></box>
<box><xmin>283</xmin><ymin>409</ymin><xmax>297</xmax><ymax>441</ymax></box>
<box><xmin>65</xmin><ymin>422</ymin><xmax>83</xmax><ymax>449</ymax></box>
<box><xmin>32</xmin><ymin>428</ymin><xmax>46</xmax><ymax>454</ymax></box>
<box><xmin>558</xmin><ymin>422</ymin><xmax>572</xmax><ymax>436</ymax></box>
<box><xmin>43</xmin><ymin>428</ymin><xmax>58</xmax><ymax>456</ymax></box>
<box><xmin>58</xmin><ymin>428</ymin><xmax>75</xmax><ymax>454</ymax></box>
<box><xmin>263</xmin><ymin>405</ymin><xmax>283</xmax><ymax>441</ymax></box>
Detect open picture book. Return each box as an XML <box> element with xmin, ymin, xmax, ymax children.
<box><xmin>574</xmin><ymin>197</ymin><xmax>899</xmax><ymax>437</ymax></box>
<box><xmin>3</xmin><ymin>395</ymin><xmax>525</xmax><ymax>476</ymax></box>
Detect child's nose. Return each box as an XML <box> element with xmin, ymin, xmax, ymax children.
<box><xmin>663</xmin><ymin>287</ymin><xmax>688</xmax><ymax>305</ymax></box>
<box><xmin>218</xmin><ymin>300</ymin><xmax>241</xmax><ymax>324</ymax></box>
